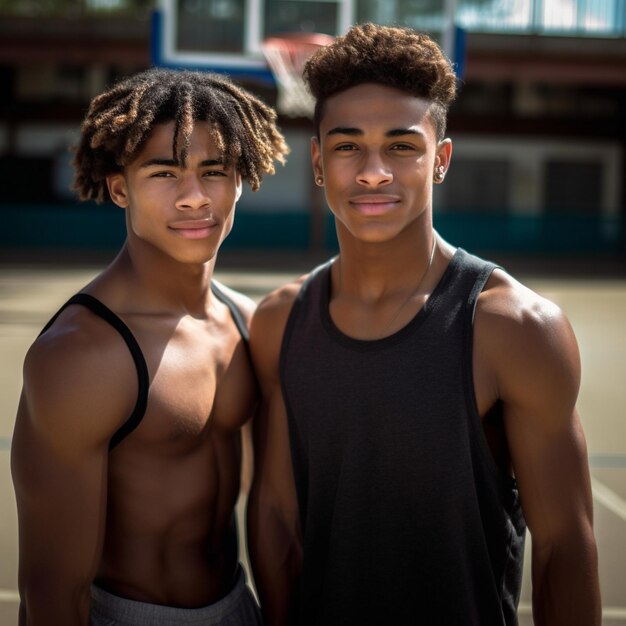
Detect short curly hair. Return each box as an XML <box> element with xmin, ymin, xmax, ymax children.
<box><xmin>73</xmin><ymin>68</ymin><xmax>289</xmax><ymax>203</ymax></box>
<box><xmin>303</xmin><ymin>23</ymin><xmax>457</xmax><ymax>141</ymax></box>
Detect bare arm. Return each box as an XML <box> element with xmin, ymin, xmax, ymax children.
<box><xmin>11</xmin><ymin>312</ymin><xmax>137</xmax><ymax>625</ymax></box>
<box><xmin>247</xmin><ymin>286</ymin><xmax>303</xmax><ymax>626</ymax></box>
<box><xmin>476</xmin><ymin>274</ymin><xmax>601</xmax><ymax>625</ymax></box>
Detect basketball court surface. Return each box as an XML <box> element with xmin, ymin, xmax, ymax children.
<box><xmin>0</xmin><ymin>253</ymin><xmax>624</xmax><ymax>624</ymax></box>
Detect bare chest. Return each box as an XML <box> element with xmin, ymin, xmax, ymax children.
<box><xmin>126</xmin><ymin>318</ymin><xmax>255</xmax><ymax>446</ymax></box>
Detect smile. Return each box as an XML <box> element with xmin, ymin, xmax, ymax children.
<box><xmin>168</xmin><ymin>218</ymin><xmax>218</xmax><ymax>239</ymax></box>
<box><xmin>349</xmin><ymin>195</ymin><xmax>400</xmax><ymax>216</ymax></box>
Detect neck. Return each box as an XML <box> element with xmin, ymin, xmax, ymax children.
<box><xmin>110</xmin><ymin>240</ymin><xmax>216</xmax><ymax>317</ymax></box>
<box><xmin>333</xmin><ymin>219</ymin><xmax>436</xmax><ymax>302</ymax></box>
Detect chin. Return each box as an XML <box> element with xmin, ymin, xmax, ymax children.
<box><xmin>344</xmin><ymin>223</ymin><xmax>404</xmax><ymax>244</ymax></box>
<box><xmin>171</xmin><ymin>247</ymin><xmax>220</xmax><ymax>266</ymax></box>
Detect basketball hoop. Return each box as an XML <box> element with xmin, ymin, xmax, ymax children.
<box><xmin>262</xmin><ymin>32</ymin><xmax>334</xmax><ymax>118</ymax></box>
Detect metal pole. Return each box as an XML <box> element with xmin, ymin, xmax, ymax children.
<box><xmin>530</xmin><ymin>0</ymin><xmax>540</xmax><ymax>33</ymax></box>
<box><xmin>442</xmin><ymin>0</ymin><xmax>458</xmax><ymax>61</ymax></box>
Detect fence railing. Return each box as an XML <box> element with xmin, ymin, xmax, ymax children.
<box><xmin>457</xmin><ymin>0</ymin><xmax>626</xmax><ymax>37</ymax></box>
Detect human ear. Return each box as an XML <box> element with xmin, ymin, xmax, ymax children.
<box><xmin>106</xmin><ymin>173</ymin><xmax>129</xmax><ymax>209</ymax></box>
<box><xmin>234</xmin><ymin>172</ymin><xmax>243</xmax><ymax>202</ymax></box>
<box><xmin>434</xmin><ymin>139</ymin><xmax>452</xmax><ymax>177</ymax></box>
<box><xmin>311</xmin><ymin>136</ymin><xmax>323</xmax><ymax>183</ymax></box>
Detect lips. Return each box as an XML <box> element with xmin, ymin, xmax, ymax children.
<box><xmin>349</xmin><ymin>195</ymin><xmax>400</xmax><ymax>216</ymax></box>
<box><xmin>169</xmin><ymin>217</ymin><xmax>218</xmax><ymax>239</ymax></box>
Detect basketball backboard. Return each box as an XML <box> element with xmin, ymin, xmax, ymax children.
<box><xmin>152</xmin><ymin>0</ymin><xmax>353</xmax><ymax>84</ymax></box>
<box><xmin>152</xmin><ymin>0</ymin><xmax>464</xmax><ymax>85</ymax></box>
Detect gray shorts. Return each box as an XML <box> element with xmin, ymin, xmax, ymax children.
<box><xmin>90</xmin><ymin>566</ymin><xmax>262</xmax><ymax>625</ymax></box>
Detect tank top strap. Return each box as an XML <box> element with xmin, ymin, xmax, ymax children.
<box><xmin>281</xmin><ymin>259</ymin><xmax>334</xmax><ymax>360</ymax></box>
<box><xmin>210</xmin><ymin>280</ymin><xmax>249</xmax><ymax>342</ymax></box>
<box><xmin>295</xmin><ymin>259</ymin><xmax>333</xmax><ymax>303</ymax></box>
<box><xmin>39</xmin><ymin>293</ymin><xmax>149</xmax><ymax>451</ymax></box>
<box><xmin>422</xmin><ymin>248</ymin><xmax>499</xmax><ymax>323</ymax></box>
<box><xmin>454</xmin><ymin>248</ymin><xmax>501</xmax><ymax>322</ymax></box>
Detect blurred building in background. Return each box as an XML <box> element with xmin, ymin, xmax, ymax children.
<box><xmin>1</xmin><ymin>0</ymin><xmax>625</xmax><ymax>256</ymax></box>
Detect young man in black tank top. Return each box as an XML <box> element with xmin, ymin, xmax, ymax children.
<box><xmin>11</xmin><ymin>69</ymin><xmax>288</xmax><ymax>625</ymax></box>
<box><xmin>248</xmin><ymin>24</ymin><xmax>600</xmax><ymax>625</ymax></box>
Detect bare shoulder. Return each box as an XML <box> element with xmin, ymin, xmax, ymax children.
<box><xmin>20</xmin><ymin>304</ymin><xmax>139</xmax><ymax>454</ymax></box>
<box><xmin>477</xmin><ymin>268</ymin><xmax>576</xmax><ymax>347</ymax></box>
<box><xmin>249</xmin><ymin>274</ymin><xmax>308</xmax><ymax>381</ymax></box>
<box><xmin>475</xmin><ymin>268</ymin><xmax>581</xmax><ymax>416</ymax></box>
<box><xmin>251</xmin><ymin>275</ymin><xmax>308</xmax><ymax>339</ymax></box>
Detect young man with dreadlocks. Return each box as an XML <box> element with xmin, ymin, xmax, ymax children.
<box><xmin>247</xmin><ymin>23</ymin><xmax>600</xmax><ymax>625</ymax></box>
<box><xmin>11</xmin><ymin>68</ymin><xmax>287</xmax><ymax>625</ymax></box>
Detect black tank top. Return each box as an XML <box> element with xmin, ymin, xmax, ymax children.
<box><xmin>280</xmin><ymin>248</ymin><xmax>526</xmax><ymax>626</ymax></box>
<box><xmin>39</xmin><ymin>282</ymin><xmax>248</xmax><ymax>450</ymax></box>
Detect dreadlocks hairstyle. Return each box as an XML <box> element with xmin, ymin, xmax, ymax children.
<box><xmin>73</xmin><ymin>68</ymin><xmax>289</xmax><ymax>203</ymax></box>
<box><xmin>302</xmin><ymin>23</ymin><xmax>458</xmax><ymax>141</ymax></box>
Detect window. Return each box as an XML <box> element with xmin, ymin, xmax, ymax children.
<box><xmin>436</xmin><ymin>158</ymin><xmax>510</xmax><ymax>213</ymax></box>
<box><xmin>544</xmin><ymin>160</ymin><xmax>603</xmax><ymax>214</ymax></box>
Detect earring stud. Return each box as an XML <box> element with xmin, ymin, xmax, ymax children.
<box><xmin>434</xmin><ymin>166</ymin><xmax>445</xmax><ymax>183</ymax></box>
<box><xmin>315</xmin><ymin>175</ymin><xmax>324</xmax><ymax>186</ymax></box>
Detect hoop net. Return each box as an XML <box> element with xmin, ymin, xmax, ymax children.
<box><xmin>262</xmin><ymin>33</ymin><xmax>334</xmax><ymax>118</ymax></box>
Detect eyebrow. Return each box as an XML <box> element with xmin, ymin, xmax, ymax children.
<box><xmin>139</xmin><ymin>158</ymin><xmax>224</xmax><ymax>168</ymax></box>
<box><xmin>325</xmin><ymin>127</ymin><xmax>425</xmax><ymax>139</ymax></box>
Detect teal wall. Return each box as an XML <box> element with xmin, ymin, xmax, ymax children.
<box><xmin>1</xmin><ymin>203</ymin><xmax>623</xmax><ymax>254</ymax></box>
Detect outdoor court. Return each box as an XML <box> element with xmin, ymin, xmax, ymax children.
<box><xmin>0</xmin><ymin>253</ymin><xmax>624</xmax><ymax>624</ymax></box>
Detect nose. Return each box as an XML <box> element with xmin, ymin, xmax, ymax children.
<box><xmin>356</xmin><ymin>150</ymin><xmax>393</xmax><ymax>187</ymax></box>
<box><xmin>175</xmin><ymin>174</ymin><xmax>211</xmax><ymax>212</ymax></box>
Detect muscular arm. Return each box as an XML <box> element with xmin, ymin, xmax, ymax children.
<box><xmin>247</xmin><ymin>287</ymin><xmax>303</xmax><ymax>626</ymax></box>
<box><xmin>476</xmin><ymin>274</ymin><xmax>601</xmax><ymax>625</ymax></box>
<box><xmin>11</xmin><ymin>312</ymin><xmax>137</xmax><ymax>625</ymax></box>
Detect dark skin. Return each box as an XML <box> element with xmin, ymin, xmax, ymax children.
<box><xmin>248</xmin><ymin>83</ymin><xmax>601</xmax><ymax>626</ymax></box>
<box><xmin>11</xmin><ymin>121</ymin><xmax>257</xmax><ymax>624</ymax></box>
